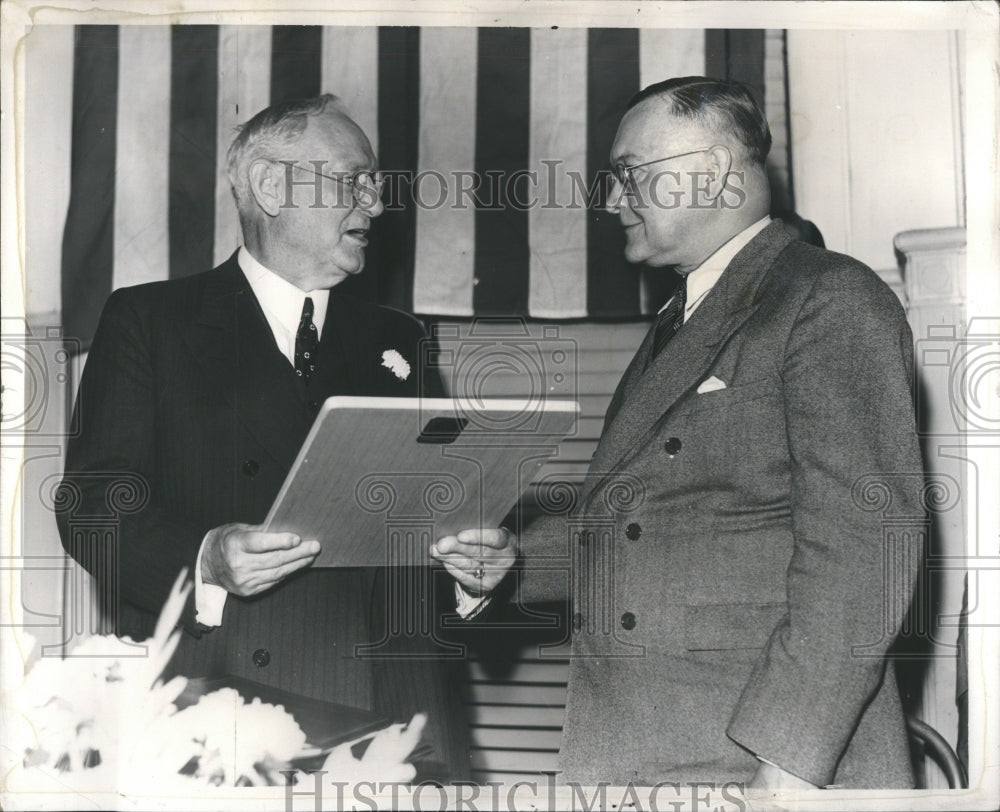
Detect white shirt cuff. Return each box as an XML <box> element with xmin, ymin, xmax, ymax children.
<box><xmin>454</xmin><ymin>581</ymin><xmax>489</xmax><ymax>619</ymax></box>
<box><xmin>194</xmin><ymin>533</ymin><xmax>228</xmax><ymax>627</ymax></box>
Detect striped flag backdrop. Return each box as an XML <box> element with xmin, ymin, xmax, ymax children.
<box><xmin>57</xmin><ymin>25</ymin><xmax>785</xmax><ymax>350</ymax></box>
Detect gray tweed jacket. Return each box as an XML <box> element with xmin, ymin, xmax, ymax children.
<box><xmin>518</xmin><ymin>221</ymin><xmax>924</xmax><ymax>788</ymax></box>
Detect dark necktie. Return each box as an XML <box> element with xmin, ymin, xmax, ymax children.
<box><xmin>649</xmin><ymin>283</ymin><xmax>687</xmax><ymax>363</ymax></box>
<box><xmin>294</xmin><ymin>297</ymin><xmax>318</xmax><ymax>383</ymax></box>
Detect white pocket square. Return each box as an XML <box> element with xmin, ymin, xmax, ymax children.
<box><xmin>697</xmin><ymin>376</ymin><xmax>727</xmax><ymax>394</ymax></box>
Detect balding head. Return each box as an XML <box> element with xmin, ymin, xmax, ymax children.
<box><xmin>626</xmin><ymin>77</ymin><xmax>772</xmax><ymax>168</ymax></box>
<box><xmin>607</xmin><ymin>77</ymin><xmax>772</xmax><ymax>272</ymax></box>
<box><xmin>226</xmin><ymin>94</ymin><xmax>383</xmax><ymax>291</ymax></box>
<box><xmin>227</xmin><ymin>93</ymin><xmax>362</xmax><ymax>219</ymax></box>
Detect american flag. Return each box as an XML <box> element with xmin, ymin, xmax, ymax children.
<box><xmin>52</xmin><ymin>24</ymin><xmax>782</xmax><ymax>350</ymax></box>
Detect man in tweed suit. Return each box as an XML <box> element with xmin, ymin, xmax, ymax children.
<box><xmin>57</xmin><ymin>95</ymin><xmax>469</xmax><ymax>779</ymax></box>
<box><xmin>435</xmin><ymin>77</ymin><xmax>923</xmax><ymax>788</ymax></box>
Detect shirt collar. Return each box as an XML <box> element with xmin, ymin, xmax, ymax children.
<box><xmin>238</xmin><ymin>246</ymin><xmax>330</xmax><ymax>337</ymax></box>
<box><xmin>660</xmin><ymin>216</ymin><xmax>772</xmax><ymax>316</ymax></box>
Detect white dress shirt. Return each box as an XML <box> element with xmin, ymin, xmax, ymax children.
<box><xmin>660</xmin><ymin>215</ymin><xmax>772</xmax><ymax>322</ymax></box>
<box><xmin>194</xmin><ymin>248</ymin><xmax>331</xmax><ymax>625</ymax></box>
<box><xmin>238</xmin><ymin>246</ymin><xmax>330</xmax><ymax>361</ymax></box>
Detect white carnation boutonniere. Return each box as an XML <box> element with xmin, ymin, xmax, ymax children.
<box><xmin>381</xmin><ymin>349</ymin><xmax>411</xmax><ymax>381</ymax></box>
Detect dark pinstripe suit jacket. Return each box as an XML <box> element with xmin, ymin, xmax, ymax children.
<box><xmin>56</xmin><ymin>254</ymin><xmax>469</xmax><ymax>778</ymax></box>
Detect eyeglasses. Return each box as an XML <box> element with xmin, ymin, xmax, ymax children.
<box><xmin>282</xmin><ymin>161</ymin><xmax>385</xmax><ymax>209</ymax></box>
<box><xmin>611</xmin><ymin>147</ymin><xmax>712</xmax><ymax>198</ymax></box>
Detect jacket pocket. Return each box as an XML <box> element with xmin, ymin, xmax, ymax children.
<box><xmin>684</xmin><ymin>381</ymin><xmax>776</xmax><ymax>414</ymax></box>
<box><xmin>684</xmin><ymin>602</ymin><xmax>787</xmax><ymax>651</ymax></box>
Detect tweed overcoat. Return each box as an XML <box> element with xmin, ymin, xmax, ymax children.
<box><xmin>518</xmin><ymin>222</ymin><xmax>924</xmax><ymax>788</ymax></box>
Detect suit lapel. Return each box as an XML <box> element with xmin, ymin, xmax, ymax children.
<box><xmin>319</xmin><ymin>291</ymin><xmax>374</xmax><ymax>395</ymax></box>
<box><xmin>601</xmin><ymin>321</ymin><xmax>656</xmax><ymax>431</ymax></box>
<box><xmin>184</xmin><ymin>254</ymin><xmax>311</xmax><ymax>467</ymax></box>
<box><xmin>582</xmin><ymin>222</ymin><xmax>794</xmax><ymax>503</ymax></box>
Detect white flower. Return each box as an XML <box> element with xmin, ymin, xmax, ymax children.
<box><xmin>11</xmin><ymin>567</ymin><xmax>425</xmax><ymax>792</ymax></box>
<box><xmin>381</xmin><ymin>349</ymin><xmax>411</xmax><ymax>380</ymax></box>
<box><xmin>320</xmin><ymin>713</ymin><xmax>426</xmax><ymax>784</ymax></box>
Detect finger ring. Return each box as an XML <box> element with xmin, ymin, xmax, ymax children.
<box><xmin>473</xmin><ymin>565</ymin><xmax>486</xmax><ymax>580</ymax></box>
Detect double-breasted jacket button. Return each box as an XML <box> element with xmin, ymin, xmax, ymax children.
<box><xmin>625</xmin><ymin>522</ymin><xmax>642</xmax><ymax>541</ymax></box>
<box><xmin>252</xmin><ymin>648</ymin><xmax>270</xmax><ymax>668</ymax></box>
<box><xmin>572</xmin><ymin>612</ymin><xmax>584</xmax><ymax>632</ymax></box>
<box><xmin>664</xmin><ymin>437</ymin><xmax>682</xmax><ymax>457</ymax></box>
<box><xmin>242</xmin><ymin>459</ymin><xmax>260</xmax><ymax>477</ymax></box>
<box><xmin>620</xmin><ymin>611</ymin><xmax>637</xmax><ymax>630</ymax></box>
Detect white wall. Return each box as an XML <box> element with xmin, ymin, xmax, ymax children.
<box><xmin>24</xmin><ymin>25</ymin><xmax>74</xmax><ymax>316</ymax></box>
<box><xmin>18</xmin><ymin>26</ymin><xmax>76</xmax><ymax>653</ymax></box>
<box><xmin>787</xmin><ymin>30</ymin><xmax>965</xmax><ymax>276</ymax></box>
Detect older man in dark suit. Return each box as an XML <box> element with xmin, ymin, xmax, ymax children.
<box><xmin>435</xmin><ymin>77</ymin><xmax>923</xmax><ymax>789</ymax></box>
<box><xmin>56</xmin><ymin>95</ymin><xmax>469</xmax><ymax>779</ymax></box>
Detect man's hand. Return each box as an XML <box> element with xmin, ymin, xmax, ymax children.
<box><xmin>201</xmin><ymin>522</ymin><xmax>321</xmax><ymax>597</ymax></box>
<box><xmin>431</xmin><ymin>528</ymin><xmax>516</xmax><ymax>596</ymax></box>
<box><xmin>749</xmin><ymin>760</ymin><xmax>819</xmax><ymax>790</ymax></box>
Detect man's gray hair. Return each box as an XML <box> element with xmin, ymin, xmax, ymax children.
<box><xmin>627</xmin><ymin>77</ymin><xmax>771</xmax><ymax>167</ymax></box>
<box><xmin>226</xmin><ymin>93</ymin><xmax>344</xmax><ymax>213</ymax></box>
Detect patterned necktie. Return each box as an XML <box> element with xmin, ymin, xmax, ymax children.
<box><xmin>294</xmin><ymin>297</ymin><xmax>318</xmax><ymax>383</ymax></box>
<box><xmin>649</xmin><ymin>283</ymin><xmax>687</xmax><ymax>363</ymax></box>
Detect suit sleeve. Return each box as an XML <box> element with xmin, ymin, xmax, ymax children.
<box><xmin>513</xmin><ymin>513</ymin><xmax>574</xmax><ymax>605</ymax></box>
<box><xmin>55</xmin><ymin>290</ymin><xmax>207</xmax><ymax>632</ymax></box>
<box><xmin>726</xmin><ymin>264</ymin><xmax>924</xmax><ymax>785</ymax></box>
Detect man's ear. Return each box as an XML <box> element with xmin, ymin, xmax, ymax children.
<box><xmin>702</xmin><ymin>144</ymin><xmax>734</xmax><ymax>204</ymax></box>
<box><xmin>248</xmin><ymin>159</ymin><xmax>283</xmax><ymax>218</ymax></box>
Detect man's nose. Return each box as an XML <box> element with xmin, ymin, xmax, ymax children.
<box><xmin>359</xmin><ymin>189</ymin><xmax>385</xmax><ymax>218</ymax></box>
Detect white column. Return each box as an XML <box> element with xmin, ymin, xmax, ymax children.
<box><xmin>896</xmin><ymin>226</ymin><xmax>968</xmax><ymax>789</ymax></box>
